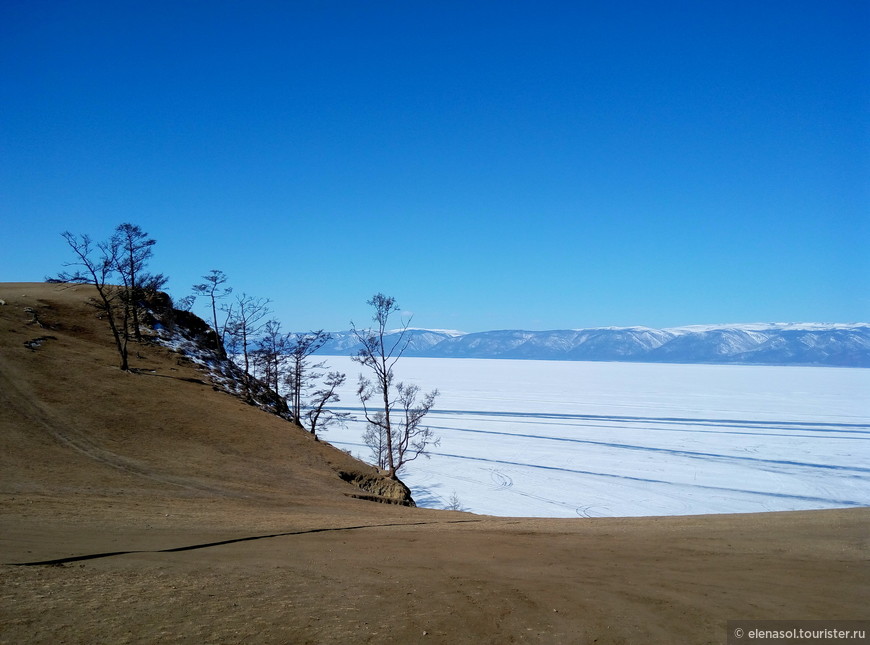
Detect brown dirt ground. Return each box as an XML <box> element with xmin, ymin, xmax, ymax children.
<box><xmin>1</xmin><ymin>283</ymin><xmax>867</xmax><ymax>644</ymax></box>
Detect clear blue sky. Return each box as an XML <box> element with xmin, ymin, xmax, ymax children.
<box><xmin>2</xmin><ymin>1</ymin><xmax>867</xmax><ymax>332</ymax></box>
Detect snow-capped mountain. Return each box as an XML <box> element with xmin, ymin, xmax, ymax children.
<box><xmin>316</xmin><ymin>328</ymin><xmax>459</xmax><ymax>356</ymax></box>
<box><xmin>312</xmin><ymin>323</ymin><xmax>870</xmax><ymax>367</ymax></box>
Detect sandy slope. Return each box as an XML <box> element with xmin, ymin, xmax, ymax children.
<box><xmin>1</xmin><ymin>283</ymin><xmax>867</xmax><ymax>644</ymax></box>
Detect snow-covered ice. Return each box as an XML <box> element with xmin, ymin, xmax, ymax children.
<box><xmin>319</xmin><ymin>357</ymin><xmax>870</xmax><ymax>518</ymax></box>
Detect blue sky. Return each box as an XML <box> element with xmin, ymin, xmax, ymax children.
<box><xmin>2</xmin><ymin>1</ymin><xmax>867</xmax><ymax>332</ymax></box>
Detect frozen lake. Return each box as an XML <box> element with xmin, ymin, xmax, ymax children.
<box><xmin>317</xmin><ymin>356</ymin><xmax>870</xmax><ymax>517</ymax></box>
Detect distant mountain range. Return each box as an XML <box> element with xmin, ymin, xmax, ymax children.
<box><xmin>311</xmin><ymin>323</ymin><xmax>870</xmax><ymax>367</ymax></box>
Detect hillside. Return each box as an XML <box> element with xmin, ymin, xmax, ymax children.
<box><xmin>0</xmin><ymin>282</ymin><xmax>412</xmax><ymax>516</ymax></box>
<box><xmin>317</xmin><ymin>323</ymin><xmax>870</xmax><ymax>366</ymax></box>
<box><xmin>1</xmin><ymin>283</ymin><xmax>867</xmax><ymax>644</ymax></box>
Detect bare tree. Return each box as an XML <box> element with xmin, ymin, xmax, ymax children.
<box><xmin>362</xmin><ymin>412</ymin><xmax>390</xmax><ymax>470</ymax></box>
<box><xmin>353</xmin><ymin>294</ymin><xmax>405</xmax><ymax>477</ymax></box>
<box><xmin>394</xmin><ymin>381</ymin><xmax>440</xmax><ymax>468</ymax></box>
<box><xmin>445</xmin><ymin>491</ymin><xmax>464</xmax><ymax>511</ymax></box>
<box><xmin>273</xmin><ymin>331</ymin><xmax>350</xmax><ymax>437</ymax></box>
<box><xmin>304</xmin><ymin>371</ymin><xmax>351</xmax><ymax>439</ymax></box>
<box><xmin>284</xmin><ymin>330</ymin><xmax>330</xmax><ymax>423</ymax></box>
<box><xmin>225</xmin><ymin>293</ymin><xmax>271</xmax><ymax>386</ymax></box>
<box><xmin>55</xmin><ymin>231</ymin><xmax>130</xmax><ymax>370</ymax></box>
<box><xmin>359</xmin><ymin>383</ymin><xmax>439</xmax><ymax>474</ymax></box>
<box><xmin>192</xmin><ymin>269</ymin><xmax>232</xmax><ymax>353</ymax></box>
<box><xmin>175</xmin><ymin>294</ymin><xmax>196</xmax><ymax>311</ymax></box>
<box><xmin>55</xmin><ymin>225</ymin><xmax>165</xmax><ymax>370</ymax></box>
<box><xmin>352</xmin><ymin>293</ymin><xmax>439</xmax><ymax>478</ymax></box>
<box><xmin>253</xmin><ymin>318</ymin><xmax>291</xmax><ymax>396</ymax></box>
<box><xmin>113</xmin><ymin>223</ymin><xmax>158</xmax><ymax>341</ymax></box>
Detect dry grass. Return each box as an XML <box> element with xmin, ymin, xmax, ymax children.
<box><xmin>1</xmin><ymin>282</ymin><xmax>867</xmax><ymax>644</ymax></box>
